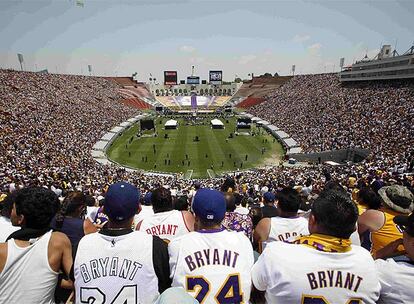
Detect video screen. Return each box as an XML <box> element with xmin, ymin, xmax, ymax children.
<box><xmin>209</xmin><ymin>71</ymin><xmax>222</xmax><ymax>84</ymax></box>
<box><xmin>237</xmin><ymin>118</ymin><xmax>251</xmax><ymax>129</ymax></box>
<box><xmin>187</xmin><ymin>76</ymin><xmax>200</xmax><ymax>84</ymax></box>
<box><xmin>164</xmin><ymin>71</ymin><xmax>177</xmax><ymax>85</ymax></box>
<box><xmin>140</xmin><ymin>119</ymin><xmax>155</xmax><ymax>130</ymax></box>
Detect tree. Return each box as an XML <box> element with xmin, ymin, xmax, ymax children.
<box><xmin>274</xmin><ymin>72</ymin><xmax>279</xmax><ymax>77</ymax></box>
<box><xmin>234</xmin><ymin>77</ymin><xmax>242</xmax><ymax>83</ymax></box>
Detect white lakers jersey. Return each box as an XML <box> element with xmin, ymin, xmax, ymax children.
<box><xmin>138</xmin><ymin>210</ymin><xmax>190</xmax><ymax>242</ymax></box>
<box><xmin>268</xmin><ymin>216</ymin><xmax>309</xmax><ymax>242</ymax></box>
<box><xmin>169</xmin><ymin>229</ymin><xmax>254</xmax><ymax>304</ymax></box>
<box><xmin>74</xmin><ymin>231</ymin><xmax>159</xmax><ymax>304</ymax></box>
<box><xmin>376</xmin><ymin>258</ymin><xmax>414</xmax><ymax>304</ymax></box>
<box><xmin>252</xmin><ymin>241</ymin><xmax>380</xmax><ymax>303</ymax></box>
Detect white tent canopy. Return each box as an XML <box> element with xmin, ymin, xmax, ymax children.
<box><xmin>165</xmin><ymin>119</ymin><xmax>178</xmax><ymax>128</ymax></box>
<box><xmin>211</xmin><ymin>119</ymin><xmax>224</xmax><ymax>126</ymax></box>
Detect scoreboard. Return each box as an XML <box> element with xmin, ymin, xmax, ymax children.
<box><xmin>209</xmin><ymin>70</ymin><xmax>222</xmax><ymax>85</ymax></box>
<box><xmin>164</xmin><ymin>71</ymin><xmax>177</xmax><ymax>85</ymax></box>
<box><xmin>187</xmin><ymin>76</ymin><xmax>200</xmax><ymax>84</ymax></box>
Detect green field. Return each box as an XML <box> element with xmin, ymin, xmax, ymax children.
<box><xmin>106</xmin><ymin>116</ymin><xmax>284</xmax><ymax>178</ymax></box>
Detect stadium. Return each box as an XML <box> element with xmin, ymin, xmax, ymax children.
<box><xmin>0</xmin><ymin>1</ymin><xmax>414</xmax><ymax>304</ymax></box>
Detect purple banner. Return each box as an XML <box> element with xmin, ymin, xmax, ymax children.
<box><xmin>191</xmin><ymin>93</ymin><xmax>197</xmax><ymax>109</ymax></box>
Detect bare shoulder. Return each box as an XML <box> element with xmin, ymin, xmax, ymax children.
<box><xmin>257</xmin><ymin>217</ymin><xmax>271</xmax><ymax>226</ymax></box>
<box><xmin>0</xmin><ymin>242</ymin><xmax>7</xmax><ymax>257</ymax></box>
<box><xmin>359</xmin><ymin>209</ymin><xmax>383</xmax><ymax>221</ymax></box>
<box><xmin>0</xmin><ymin>242</ymin><xmax>8</xmax><ymax>273</ymax></box>
<box><xmin>50</xmin><ymin>231</ymin><xmax>71</xmax><ymax>247</ymax></box>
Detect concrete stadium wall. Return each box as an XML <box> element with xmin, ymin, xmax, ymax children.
<box><xmin>289</xmin><ymin>148</ymin><xmax>370</xmax><ymax>164</ymax></box>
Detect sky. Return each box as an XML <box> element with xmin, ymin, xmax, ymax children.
<box><xmin>0</xmin><ymin>0</ymin><xmax>413</xmax><ymax>82</ymax></box>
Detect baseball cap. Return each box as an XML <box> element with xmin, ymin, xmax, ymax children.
<box><xmin>143</xmin><ymin>191</ymin><xmax>152</xmax><ymax>206</ymax></box>
<box><xmin>263</xmin><ymin>191</ymin><xmax>275</xmax><ymax>202</ymax></box>
<box><xmin>192</xmin><ymin>189</ymin><xmax>226</xmax><ymax>222</ymax></box>
<box><xmin>394</xmin><ymin>213</ymin><xmax>414</xmax><ymax>237</ymax></box>
<box><xmin>104</xmin><ymin>182</ymin><xmax>140</xmax><ymax>222</ymax></box>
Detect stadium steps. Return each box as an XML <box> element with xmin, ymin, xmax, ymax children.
<box><xmin>237</xmin><ymin>97</ymin><xmax>266</xmax><ymax>108</ymax></box>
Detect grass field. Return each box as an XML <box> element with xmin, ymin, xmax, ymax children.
<box><xmin>106</xmin><ymin>116</ymin><xmax>284</xmax><ymax>178</ymax></box>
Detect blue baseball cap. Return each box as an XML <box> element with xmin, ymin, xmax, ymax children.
<box><xmin>193</xmin><ymin>188</ymin><xmax>226</xmax><ymax>222</ymax></box>
<box><xmin>104</xmin><ymin>182</ymin><xmax>140</xmax><ymax>222</ymax></box>
<box><xmin>263</xmin><ymin>191</ymin><xmax>275</xmax><ymax>202</ymax></box>
<box><xmin>143</xmin><ymin>191</ymin><xmax>152</xmax><ymax>206</ymax></box>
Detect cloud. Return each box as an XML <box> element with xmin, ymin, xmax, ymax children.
<box><xmin>307</xmin><ymin>43</ymin><xmax>322</xmax><ymax>56</ymax></box>
<box><xmin>292</xmin><ymin>34</ymin><xmax>311</xmax><ymax>43</ymax></box>
<box><xmin>179</xmin><ymin>45</ymin><xmax>196</xmax><ymax>53</ymax></box>
<box><xmin>238</xmin><ymin>54</ymin><xmax>257</xmax><ymax>65</ymax></box>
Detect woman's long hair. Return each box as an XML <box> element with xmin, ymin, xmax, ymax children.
<box><xmin>55</xmin><ymin>191</ymin><xmax>86</xmax><ymax>229</ymax></box>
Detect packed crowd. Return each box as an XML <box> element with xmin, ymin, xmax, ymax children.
<box><xmin>1</xmin><ymin>69</ymin><xmax>414</xmax><ymax>303</ymax></box>
<box><xmin>250</xmin><ymin>74</ymin><xmax>414</xmax><ymax>172</ymax></box>
<box><xmin>0</xmin><ymin>69</ymin><xmax>139</xmax><ymax>193</ymax></box>
<box><xmin>1</xmin><ymin>70</ymin><xmax>413</xmax><ymax>200</ymax></box>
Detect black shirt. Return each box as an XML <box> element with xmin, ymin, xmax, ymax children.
<box><xmin>261</xmin><ymin>205</ymin><xmax>278</xmax><ymax>218</ymax></box>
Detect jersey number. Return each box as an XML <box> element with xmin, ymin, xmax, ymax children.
<box><xmin>302</xmin><ymin>295</ymin><xmax>362</xmax><ymax>304</ymax></box>
<box><xmin>80</xmin><ymin>285</ymin><xmax>137</xmax><ymax>304</ymax></box>
<box><xmin>186</xmin><ymin>274</ymin><xmax>243</xmax><ymax>303</ymax></box>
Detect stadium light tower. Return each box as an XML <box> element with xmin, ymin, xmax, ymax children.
<box><xmin>17</xmin><ymin>54</ymin><xmax>24</xmax><ymax>71</ymax></box>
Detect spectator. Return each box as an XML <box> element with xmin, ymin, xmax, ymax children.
<box><xmin>261</xmin><ymin>191</ymin><xmax>278</xmax><ymax>218</ymax></box>
<box><xmin>375</xmin><ymin>212</ymin><xmax>414</xmax><ymax>303</ymax></box>
<box><xmin>0</xmin><ymin>187</ymin><xmax>72</xmax><ymax>303</ymax></box>
<box><xmin>137</xmin><ymin>187</ymin><xmax>194</xmax><ymax>241</ymax></box>
<box><xmin>358</xmin><ymin>185</ymin><xmax>414</xmax><ymax>258</ymax></box>
<box><xmin>221</xmin><ymin>192</ymin><xmax>253</xmax><ymax>239</ymax></box>
<box><xmin>168</xmin><ymin>189</ymin><xmax>254</xmax><ymax>303</ymax></box>
<box><xmin>254</xmin><ymin>187</ymin><xmax>309</xmax><ymax>252</ymax></box>
<box><xmin>0</xmin><ymin>193</ymin><xmax>19</xmax><ymax>242</ymax></box>
<box><xmin>73</xmin><ymin>182</ymin><xmax>171</xmax><ymax>303</ymax></box>
<box><xmin>251</xmin><ymin>188</ymin><xmax>380</xmax><ymax>303</ymax></box>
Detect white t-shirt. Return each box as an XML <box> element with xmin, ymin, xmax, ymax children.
<box><xmin>234</xmin><ymin>206</ymin><xmax>249</xmax><ymax>215</ymax></box>
<box><xmin>138</xmin><ymin>210</ymin><xmax>190</xmax><ymax>242</ymax></box>
<box><xmin>376</xmin><ymin>257</ymin><xmax>414</xmax><ymax>304</ymax></box>
<box><xmin>169</xmin><ymin>229</ymin><xmax>254</xmax><ymax>304</ymax></box>
<box><xmin>252</xmin><ymin>241</ymin><xmax>380</xmax><ymax>303</ymax></box>
<box><xmin>0</xmin><ymin>217</ymin><xmax>19</xmax><ymax>242</ymax></box>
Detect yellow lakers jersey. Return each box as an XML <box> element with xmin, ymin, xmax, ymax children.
<box><xmin>370</xmin><ymin>209</ymin><xmax>404</xmax><ymax>257</ymax></box>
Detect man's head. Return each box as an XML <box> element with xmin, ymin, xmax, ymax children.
<box><xmin>277</xmin><ymin>187</ymin><xmax>301</xmax><ymax>214</ymax></box>
<box><xmin>11</xmin><ymin>187</ymin><xmax>60</xmax><ymax>229</ymax></box>
<box><xmin>394</xmin><ymin>213</ymin><xmax>414</xmax><ymax>260</ymax></box>
<box><xmin>104</xmin><ymin>182</ymin><xmax>140</xmax><ymax>226</ymax></box>
<box><xmin>358</xmin><ymin>187</ymin><xmax>382</xmax><ymax>210</ymax></box>
<box><xmin>263</xmin><ymin>192</ymin><xmax>275</xmax><ymax>206</ymax></box>
<box><xmin>223</xmin><ymin>192</ymin><xmax>236</xmax><ymax>212</ymax></box>
<box><xmin>151</xmin><ymin>187</ymin><xmax>173</xmax><ymax>213</ymax></box>
<box><xmin>192</xmin><ymin>188</ymin><xmax>226</xmax><ymax>230</ymax></box>
<box><xmin>309</xmin><ymin>189</ymin><xmax>358</xmax><ymax>239</ymax></box>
